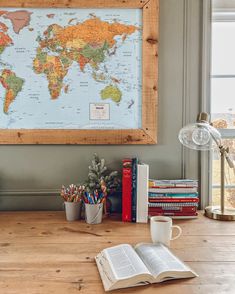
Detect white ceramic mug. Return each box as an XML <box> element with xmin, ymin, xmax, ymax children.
<box><xmin>150</xmin><ymin>216</ymin><xmax>182</xmax><ymax>246</ymax></box>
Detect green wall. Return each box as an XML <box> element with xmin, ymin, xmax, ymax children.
<box><xmin>0</xmin><ymin>0</ymin><xmax>201</xmax><ymax>210</ymax></box>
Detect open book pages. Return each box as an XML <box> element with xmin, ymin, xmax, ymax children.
<box><xmin>95</xmin><ymin>243</ymin><xmax>198</xmax><ymax>291</ymax></box>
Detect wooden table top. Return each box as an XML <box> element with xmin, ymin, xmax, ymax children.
<box><xmin>0</xmin><ymin>211</ymin><xmax>235</xmax><ymax>294</ymax></box>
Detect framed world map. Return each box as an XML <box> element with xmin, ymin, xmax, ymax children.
<box><xmin>0</xmin><ymin>0</ymin><xmax>158</xmax><ymax>144</ymax></box>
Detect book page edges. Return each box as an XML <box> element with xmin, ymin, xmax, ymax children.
<box><xmin>156</xmin><ymin>269</ymin><xmax>198</xmax><ymax>283</ymax></box>
<box><xmin>136</xmin><ymin>164</ymin><xmax>149</xmax><ymax>223</ymax></box>
<box><xmin>95</xmin><ymin>253</ymin><xmax>153</xmax><ymax>291</ymax></box>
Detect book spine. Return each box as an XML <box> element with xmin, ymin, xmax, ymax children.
<box><xmin>149</xmin><ymin>185</ymin><xmax>197</xmax><ymax>188</ymax></box>
<box><xmin>149</xmin><ymin>179</ymin><xmax>198</xmax><ymax>186</ymax></box>
<box><xmin>131</xmin><ymin>158</ymin><xmax>138</xmax><ymax>222</ymax></box>
<box><xmin>148</xmin><ymin>192</ymin><xmax>198</xmax><ymax>197</ymax></box>
<box><xmin>148</xmin><ymin>198</ymin><xmax>199</xmax><ymax>203</ymax></box>
<box><xmin>169</xmin><ymin>215</ymin><xmax>198</xmax><ymax>219</ymax></box>
<box><xmin>174</xmin><ymin>184</ymin><xmax>198</xmax><ymax>187</ymax></box>
<box><xmin>149</xmin><ymin>211</ymin><xmax>198</xmax><ymax>217</ymax></box>
<box><xmin>122</xmin><ymin>160</ymin><xmax>132</xmax><ymax>222</ymax></box>
<box><xmin>149</xmin><ymin>206</ymin><xmax>197</xmax><ymax>212</ymax></box>
<box><xmin>149</xmin><ymin>187</ymin><xmax>198</xmax><ymax>193</ymax></box>
<box><xmin>148</xmin><ymin>202</ymin><xmax>198</xmax><ymax>207</ymax></box>
<box><xmin>136</xmin><ymin>164</ymin><xmax>149</xmax><ymax>223</ymax></box>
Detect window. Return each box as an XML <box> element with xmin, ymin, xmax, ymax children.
<box><xmin>211</xmin><ymin>5</ymin><xmax>235</xmax><ymax>208</ymax></box>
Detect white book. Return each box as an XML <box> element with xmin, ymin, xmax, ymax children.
<box><xmin>95</xmin><ymin>243</ymin><xmax>198</xmax><ymax>292</ymax></box>
<box><xmin>136</xmin><ymin>164</ymin><xmax>149</xmax><ymax>223</ymax></box>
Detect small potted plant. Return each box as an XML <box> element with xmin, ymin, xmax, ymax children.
<box><xmin>85</xmin><ymin>153</ymin><xmax>121</xmax><ymax>215</ymax></box>
<box><xmin>61</xmin><ymin>184</ymin><xmax>84</xmax><ymax>221</ymax></box>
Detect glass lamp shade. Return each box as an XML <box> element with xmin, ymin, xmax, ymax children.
<box><xmin>178</xmin><ymin>122</ymin><xmax>221</xmax><ymax>151</ymax></box>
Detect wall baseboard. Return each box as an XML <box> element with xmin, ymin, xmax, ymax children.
<box><xmin>0</xmin><ymin>189</ymin><xmax>63</xmax><ymax>211</ymax></box>
<box><xmin>0</xmin><ymin>189</ymin><xmax>60</xmax><ymax>196</ymax></box>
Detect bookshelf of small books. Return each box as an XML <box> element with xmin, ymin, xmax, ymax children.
<box><xmin>122</xmin><ymin>158</ymin><xmax>199</xmax><ymax>222</ymax></box>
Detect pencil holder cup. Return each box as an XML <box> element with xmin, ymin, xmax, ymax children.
<box><xmin>64</xmin><ymin>201</ymin><xmax>82</xmax><ymax>221</ymax></box>
<box><xmin>85</xmin><ymin>203</ymin><xmax>103</xmax><ymax>224</ymax></box>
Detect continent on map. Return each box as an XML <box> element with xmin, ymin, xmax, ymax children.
<box><xmin>0</xmin><ymin>31</ymin><xmax>13</xmax><ymax>56</ymax></box>
<box><xmin>2</xmin><ymin>10</ymin><xmax>32</xmax><ymax>34</ymax></box>
<box><xmin>33</xmin><ymin>50</ymin><xmax>72</xmax><ymax>99</ymax></box>
<box><xmin>0</xmin><ymin>69</ymin><xmax>24</xmax><ymax>113</ymax></box>
<box><xmin>33</xmin><ymin>17</ymin><xmax>138</xmax><ymax>100</ymax></box>
<box><xmin>100</xmin><ymin>85</ymin><xmax>122</xmax><ymax>103</ymax></box>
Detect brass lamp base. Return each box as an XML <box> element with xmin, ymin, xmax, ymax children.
<box><xmin>205</xmin><ymin>206</ymin><xmax>235</xmax><ymax>221</ymax></box>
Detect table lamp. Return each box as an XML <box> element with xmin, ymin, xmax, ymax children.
<box><xmin>178</xmin><ymin>112</ymin><xmax>235</xmax><ymax>221</ymax></box>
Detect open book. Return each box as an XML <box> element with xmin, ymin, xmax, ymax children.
<box><xmin>95</xmin><ymin>243</ymin><xmax>198</xmax><ymax>291</ymax></box>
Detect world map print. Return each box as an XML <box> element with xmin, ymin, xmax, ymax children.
<box><xmin>0</xmin><ymin>8</ymin><xmax>142</xmax><ymax>129</ymax></box>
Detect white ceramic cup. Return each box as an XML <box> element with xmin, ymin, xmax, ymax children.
<box><xmin>150</xmin><ymin>216</ymin><xmax>182</xmax><ymax>246</ymax></box>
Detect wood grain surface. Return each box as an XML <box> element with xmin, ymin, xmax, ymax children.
<box><xmin>0</xmin><ymin>0</ymin><xmax>149</xmax><ymax>8</ymax></box>
<box><xmin>1</xmin><ymin>211</ymin><xmax>235</xmax><ymax>293</ymax></box>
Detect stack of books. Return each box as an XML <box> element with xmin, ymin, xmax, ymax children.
<box><xmin>148</xmin><ymin>179</ymin><xmax>199</xmax><ymax>219</ymax></box>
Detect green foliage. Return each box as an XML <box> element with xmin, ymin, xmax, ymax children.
<box><xmin>85</xmin><ymin>153</ymin><xmax>121</xmax><ymax>194</ymax></box>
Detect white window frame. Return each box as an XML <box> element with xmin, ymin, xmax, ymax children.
<box><xmin>181</xmin><ymin>0</ymin><xmax>201</xmax><ymax>195</ymax></box>
<box><xmin>201</xmin><ymin>0</ymin><xmax>235</xmax><ymax>208</ymax></box>
<box><xmin>200</xmin><ymin>0</ymin><xmax>212</xmax><ymax>209</ymax></box>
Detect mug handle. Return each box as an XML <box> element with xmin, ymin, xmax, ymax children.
<box><xmin>171</xmin><ymin>225</ymin><xmax>182</xmax><ymax>240</ymax></box>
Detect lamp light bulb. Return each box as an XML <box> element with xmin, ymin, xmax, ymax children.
<box><xmin>192</xmin><ymin>128</ymin><xmax>210</xmax><ymax>146</ymax></box>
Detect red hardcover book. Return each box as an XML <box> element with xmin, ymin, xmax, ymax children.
<box><xmin>149</xmin><ymin>206</ymin><xmax>197</xmax><ymax>213</ymax></box>
<box><xmin>148</xmin><ymin>198</ymin><xmax>199</xmax><ymax>203</ymax></box>
<box><xmin>149</xmin><ymin>211</ymin><xmax>198</xmax><ymax>217</ymax></box>
<box><xmin>122</xmin><ymin>159</ymin><xmax>132</xmax><ymax>222</ymax></box>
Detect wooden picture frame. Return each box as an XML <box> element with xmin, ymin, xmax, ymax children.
<box><xmin>0</xmin><ymin>0</ymin><xmax>159</xmax><ymax>144</ymax></box>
